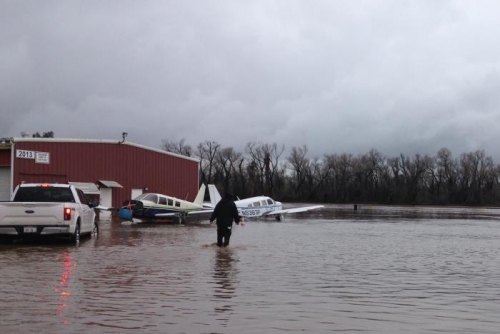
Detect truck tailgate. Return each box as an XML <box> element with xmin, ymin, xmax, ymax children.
<box><xmin>0</xmin><ymin>202</ymin><xmax>64</xmax><ymax>225</ymax></box>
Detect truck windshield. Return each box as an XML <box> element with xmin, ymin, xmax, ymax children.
<box><xmin>13</xmin><ymin>187</ymin><xmax>75</xmax><ymax>203</ymax></box>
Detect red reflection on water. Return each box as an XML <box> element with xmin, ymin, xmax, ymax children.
<box><xmin>54</xmin><ymin>252</ymin><xmax>75</xmax><ymax>322</ymax></box>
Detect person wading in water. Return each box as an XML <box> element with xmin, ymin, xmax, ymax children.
<box><xmin>210</xmin><ymin>192</ymin><xmax>241</xmax><ymax>247</ymax></box>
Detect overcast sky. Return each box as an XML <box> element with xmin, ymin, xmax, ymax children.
<box><xmin>2</xmin><ymin>1</ymin><xmax>500</xmax><ymax>161</ymax></box>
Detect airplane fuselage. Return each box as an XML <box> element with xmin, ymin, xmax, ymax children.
<box><xmin>135</xmin><ymin>205</ymin><xmax>186</xmax><ymax>219</ymax></box>
<box><xmin>207</xmin><ymin>184</ymin><xmax>323</xmax><ymax>221</ymax></box>
<box><xmin>118</xmin><ymin>189</ymin><xmax>208</xmax><ymax>222</ymax></box>
<box><xmin>235</xmin><ymin>196</ymin><xmax>283</xmax><ymax>218</ymax></box>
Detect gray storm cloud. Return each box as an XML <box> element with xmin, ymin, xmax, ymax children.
<box><xmin>2</xmin><ymin>1</ymin><xmax>500</xmax><ymax>161</ymax></box>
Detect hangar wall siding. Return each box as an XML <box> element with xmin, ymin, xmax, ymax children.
<box><xmin>11</xmin><ymin>141</ymin><xmax>199</xmax><ymax>208</ymax></box>
<box><xmin>0</xmin><ymin>167</ymin><xmax>10</xmax><ymax>200</ymax></box>
<box><xmin>0</xmin><ymin>149</ymin><xmax>11</xmax><ymax>200</ymax></box>
<box><xmin>0</xmin><ymin>149</ymin><xmax>9</xmax><ymax>166</ymax></box>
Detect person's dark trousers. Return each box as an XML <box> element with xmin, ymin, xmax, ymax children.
<box><xmin>217</xmin><ymin>227</ymin><xmax>232</xmax><ymax>247</ymax></box>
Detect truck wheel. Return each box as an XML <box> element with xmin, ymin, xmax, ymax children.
<box><xmin>72</xmin><ymin>223</ymin><xmax>81</xmax><ymax>243</ymax></box>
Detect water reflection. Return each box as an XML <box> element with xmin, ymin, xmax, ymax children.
<box><xmin>55</xmin><ymin>252</ymin><xmax>75</xmax><ymax>324</ymax></box>
<box><xmin>212</xmin><ymin>248</ymin><xmax>238</xmax><ymax>327</ymax></box>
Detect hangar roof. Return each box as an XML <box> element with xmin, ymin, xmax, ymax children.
<box><xmin>12</xmin><ymin>137</ymin><xmax>199</xmax><ymax>163</ymax></box>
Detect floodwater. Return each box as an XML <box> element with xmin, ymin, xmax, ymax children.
<box><xmin>1</xmin><ymin>204</ymin><xmax>500</xmax><ymax>334</ymax></box>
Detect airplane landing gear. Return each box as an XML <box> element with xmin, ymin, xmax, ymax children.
<box><xmin>177</xmin><ymin>213</ymin><xmax>187</xmax><ymax>224</ymax></box>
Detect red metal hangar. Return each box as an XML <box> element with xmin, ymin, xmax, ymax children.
<box><xmin>0</xmin><ymin>137</ymin><xmax>200</xmax><ymax>218</ymax></box>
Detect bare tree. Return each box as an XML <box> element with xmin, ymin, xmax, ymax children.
<box><xmin>32</xmin><ymin>131</ymin><xmax>54</xmax><ymax>138</ymax></box>
<box><xmin>245</xmin><ymin>142</ymin><xmax>285</xmax><ymax>197</ymax></box>
<box><xmin>287</xmin><ymin>145</ymin><xmax>310</xmax><ymax>199</ymax></box>
<box><xmin>399</xmin><ymin>153</ymin><xmax>434</xmax><ymax>203</ymax></box>
<box><xmin>215</xmin><ymin>147</ymin><xmax>242</xmax><ymax>192</ymax></box>
<box><xmin>196</xmin><ymin>141</ymin><xmax>220</xmax><ymax>184</ymax></box>
<box><xmin>245</xmin><ymin>142</ymin><xmax>267</xmax><ymax>195</ymax></box>
<box><xmin>157</xmin><ymin>139</ymin><xmax>500</xmax><ymax>205</ymax></box>
<box><xmin>361</xmin><ymin>149</ymin><xmax>385</xmax><ymax>200</ymax></box>
<box><xmin>305</xmin><ymin>157</ymin><xmax>331</xmax><ymax>201</ymax></box>
<box><xmin>434</xmin><ymin>148</ymin><xmax>457</xmax><ymax>204</ymax></box>
<box><xmin>161</xmin><ymin>138</ymin><xmax>193</xmax><ymax>157</ymax></box>
<box><xmin>458</xmin><ymin>150</ymin><xmax>494</xmax><ymax>204</ymax></box>
<box><xmin>322</xmin><ymin>154</ymin><xmax>338</xmax><ymax>202</ymax></box>
<box><xmin>335</xmin><ymin>153</ymin><xmax>354</xmax><ymax>202</ymax></box>
<box><xmin>265</xmin><ymin>143</ymin><xmax>286</xmax><ymax>197</ymax></box>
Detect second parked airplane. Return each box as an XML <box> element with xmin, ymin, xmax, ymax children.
<box><xmin>207</xmin><ymin>184</ymin><xmax>323</xmax><ymax>221</ymax></box>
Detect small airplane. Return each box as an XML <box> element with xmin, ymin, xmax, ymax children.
<box><xmin>118</xmin><ymin>184</ymin><xmax>213</xmax><ymax>223</ymax></box>
<box><xmin>207</xmin><ymin>184</ymin><xmax>324</xmax><ymax>221</ymax></box>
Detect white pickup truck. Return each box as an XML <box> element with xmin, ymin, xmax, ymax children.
<box><xmin>0</xmin><ymin>183</ymin><xmax>99</xmax><ymax>242</ymax></box>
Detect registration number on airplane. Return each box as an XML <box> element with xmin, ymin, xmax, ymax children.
<box><xmin>241</xmin><ymin>209</ymin><xmax>260</xmax><ymax>217</ymax></box>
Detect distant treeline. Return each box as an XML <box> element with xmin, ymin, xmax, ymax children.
<box><xmin>164</xmin><ymin>139</ymin><xmax>500</xmax><ymax>206</ymax></box>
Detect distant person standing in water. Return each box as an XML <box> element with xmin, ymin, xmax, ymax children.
<box><xmin>210</xmin><ymin>192</ymin><xmax>241</xmax><ymax>247</ymax></box>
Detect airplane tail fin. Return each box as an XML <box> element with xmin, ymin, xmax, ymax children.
<box><xmin>193</xmin><ymin>184</ymin><xmax>206</xmax><ymax>206</ymax></box>
<box><xmin>208</xmin><ymin>184</ymin><xmax>222</xmax><ymax>207</ymax></box>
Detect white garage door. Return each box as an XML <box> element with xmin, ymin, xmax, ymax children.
<box><xmin>0</xmin><ymin>167</ymin><xmax>11</xmax><ymax>201</ymax></box>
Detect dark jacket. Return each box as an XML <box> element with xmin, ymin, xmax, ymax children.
<box><xmin>210</xmin><ymin>194</ymin><xmax>240</xmax><ymax>228</ymax></box>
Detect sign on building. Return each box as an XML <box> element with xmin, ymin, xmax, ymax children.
<box><xmin>35</xmin><ymin>152</ymin><xmax>50</xmax><ymax>164</ymax></box>
<box><xmin>16</xmin><ymin>149</ymin><xmax>50</xmax><ymax>164</ymax></box>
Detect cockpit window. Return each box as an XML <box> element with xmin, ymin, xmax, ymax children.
<box><xmin>142</xmin><ymin>194</ymin><xmax>158</xmax><ymax>204</ymax></box>
<box><xmin>134</xmin><ymin>193</ymin><xmax>147</xmax><ymax>200</ymax></box>
<box><xmin>267</xmin><ymin>199</ymin><xmax>274</xmax><ymax>205</ymax></box>
<box><xmin>159</xmin><ymin>196</ymin><xmax>167</xmax><ymax>205</ymax></box>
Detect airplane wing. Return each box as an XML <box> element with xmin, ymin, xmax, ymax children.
<box><xmin>94</xmin><ymin>205</ymin><xmax>114</xmax><ymax>211</ymax></box>
<box><xmin>186</xmin><ymin>209</ymin><xmax>214</xmax><ymax>216</ymax></box>
<box><xmin>263</xmin><ymin>205</ymin><xmax>324</xmax><ymax>216</ymax></box>
<box><xmin>153</xmin><ymin>212</ymin><xmax>177</xmax><ymax>217</ymax></box>
<box><xmin>154</xmin><ymin>209</ymin><xmax>213</xmax><ymax>218</ymax></box>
